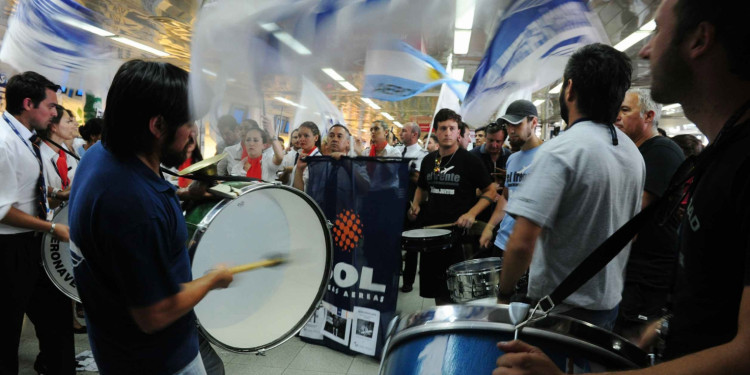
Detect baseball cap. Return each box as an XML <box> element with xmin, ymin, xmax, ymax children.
<box><xmin>497</xmin><ymin>99</ymin><xmax>538</xmax><ymax>125</ymax></box>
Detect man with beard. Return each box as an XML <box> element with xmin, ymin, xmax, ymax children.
<box><xmin>478</xmin><ymin>101</ymin><xmax>543</xmax><ymax>266</ymax></box>
<box><xmin>68</xmin><ymin>60</ymin><xmax>233</xmax><ymax>374</ymax></box>
<box><xmin>469</xmin><ymin>120</ymin><xmax>511</xmax><ymax>185</ymax></box>
<box><xmin>495</xmin><ymin>44</ymin><xmax>644</xmax><ymax>332</ymax></box>
<box><xmin>0</xmin><ymin>72</ymin><xmax>76</xmax><ymax>374</ymax></box>
<box><xmin>494</xmin><ymin>1</ymin><xmax>750</xmax><ymax>374</ymax></box>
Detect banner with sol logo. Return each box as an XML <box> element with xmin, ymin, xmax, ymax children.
<box><xmin>300</xmin><ymin>156</ymin><xmax>409</xmax><ymax>357</ymax></box>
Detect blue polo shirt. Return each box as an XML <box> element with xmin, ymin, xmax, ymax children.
<box><xmin>69</xmin><ymin>142</ymin><xmax>197</xmax><ymax>374</ymax></box>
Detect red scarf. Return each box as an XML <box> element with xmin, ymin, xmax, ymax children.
<box><xmin>245</xmin><ymin>156</ymin><xmax>263</xmax><ymax>179</ymax></box>
<box><xmin>369</xmin><ymin>141</ymin><xmax>387</xmax><ymax>156</ymax></box>
<box><xmin>56</xmin><ymin>149</ymin><xmax>70</xmax><ymax>189</ymax></box>
<box><xmin>303</xmin><ymin>147</ymin><xmax>318</xmax><ymax>158</ymax></box>
<box><xmin>177</xmin><ymin>157</ymin><xmax>193</xmax><ymax>188</ymax></box>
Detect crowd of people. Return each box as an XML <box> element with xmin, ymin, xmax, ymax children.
<box><xmin>0</xmin><ymin>0</ymin><xmax>748</xmax><ymax>374</ymax></box>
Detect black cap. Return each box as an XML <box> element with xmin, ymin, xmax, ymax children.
<box><xmin>498</xmin><ymin>99</ymin><xmax>538</xmax><ymax>125</ymax></box>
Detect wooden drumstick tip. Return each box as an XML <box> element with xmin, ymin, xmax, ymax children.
<box><xmin>229</xmin><ymin>257</ymin><xmax>286</xmax><ymax>274</ymax></box>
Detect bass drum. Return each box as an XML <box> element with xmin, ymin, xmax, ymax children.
<box><xmin>185</xmin><ymin>182</ymin><xmax>332</xmax><ymax>353</ymax></box>
<box><xmin>379</xmin><ymin>305</ymin><xmax>649</xmax><ymax>374</ymax></box>
<box><xmin>41</xmin><ymin>203</ymin><xmax>79</xmax><ymax>302</ymax></box>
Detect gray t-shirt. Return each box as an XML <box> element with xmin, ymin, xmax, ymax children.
<box><xmin>505</xmin><ymin>121</ymin><xmax>645</xmax><ymax>310</ymax></box>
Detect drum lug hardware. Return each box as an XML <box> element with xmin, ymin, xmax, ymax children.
<box><xmin>612</xmin><ymin>339</ymin><xmax>622</xmax><ymax>351</ymax></box>
<box><xmin>255</xmin><ymin>349</ymin><xmax>267</xmax><ymax>356</ymax></box>
<box><xmin>326</xmin><ymin>220</ymin><xmax>334</xmax><ymax>229</ymax></box>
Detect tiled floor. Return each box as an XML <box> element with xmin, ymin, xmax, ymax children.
<box><xmin>18</xmin><ymin>274</ymin><xmax>434</xmax><ymax>374</ymax></box>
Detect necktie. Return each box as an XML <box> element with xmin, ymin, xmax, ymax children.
<box><xmin>57</xmin><ymin>149</ymin><xmax>70</xmax><ymax>189</ymax></box>
<box><xmin>401</xmin><ymin>146</ymin><xmax>407</xmax><ymax>157</ymax></box>
<box><xmin>29</xmin><ymin>135</ymin><xmax>48</xmax><ymax>220</ymax></box>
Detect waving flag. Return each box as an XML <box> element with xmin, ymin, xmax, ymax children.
<box><xmin>461</xmin><ymin>0</ymin><xmax>608</xmax><ymax>126</ymax></box>
<box><xmin>363</xmin><ymin>39</ymin><xmax>468</xmax><ymax>102</ymax></box>
<box><xmin>292</xmin><ymin>77</ymin><xmax>347</xmax><ymax>138</ymax></box>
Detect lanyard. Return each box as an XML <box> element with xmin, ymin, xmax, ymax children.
<box><xmin>3</xmin><ymin>113</ymin><xmax>40</xmax><ymax>161</ymax></box>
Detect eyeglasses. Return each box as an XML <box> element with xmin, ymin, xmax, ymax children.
<box><xmin>487</xmin><ymin>122</ymin><xmax>507</xmax><ymax>132</ymax></box>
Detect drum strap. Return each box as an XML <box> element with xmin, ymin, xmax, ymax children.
<box><xmin>537</xmin><ymin>99</ymin><xmax>750</xmax><ymax>314</ymax></box>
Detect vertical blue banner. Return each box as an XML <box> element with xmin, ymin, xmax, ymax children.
<box><xmin>300</xmin><ymin>156</ymin><xmax>409</xmax><ymax>358</ymax></box>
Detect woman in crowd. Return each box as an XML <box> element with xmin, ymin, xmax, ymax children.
<box><xmin>76</xmin><ymin>118</ymin><xmax>103</xmax><ymax>158</ymax></box>
<box><xmin>363</xmin><ymin>120</ymin><xmax>400</xmax><ymax>157</ymax></box>
<box><xmin>217</xmin><ymin>119</ymin><xmax>256</xmax><ymax>175</ymax></box>
<box><xmin>293</xmin><ymin>121</ymin><xmax>322</xmax><ymax>191</ymax></box>
<box><xmin>231</xmin><ymin>121</ymin><xmax>284</xmax><ymax>181</ymax></box>
<box><xmin>177</xmin><ymin>126</ymin><xmax>203</xmax><ymax>188</ymax></box>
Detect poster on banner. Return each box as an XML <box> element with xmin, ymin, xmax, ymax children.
<box><xmin>350</xmin><ymin>306</ymin><xmax>380</xmax><ymax>356</ymax></box>
<box><xmin>321</xmin><ymin>302</ymin><xmax>352</xmax><ymax>346</ymax></box>
<box><xmin>299</xmin><ymin>305</ymin><xmax>325</xmax><ymax>340</ymax></box>
<box><xmin>299</xmin><ymin>156</ymin><xmax>409</xmax><ymax>357</ymax></box>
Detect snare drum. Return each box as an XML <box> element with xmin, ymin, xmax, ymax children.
<box><xmin>41</xmin><ymin>203</ymin><xmax>79</xmax><ymax>302</ymax></box>
<box><xmin>379</xmin><ymin>305</ymin><xmax>649</xmax><ymax>374</ymax></box>
<box><xmin>401</xmin><ymin>228</ymin><xmax>455</xmax><ymax>252</ymax></box>
<box><xmin>446</xmin><ymin>257</ymin><xmax>502</xmax><ymax>303</ymax></box>
<box><xmin>185</xmin><ymin>182</ymin><xmax>332</xmax><ymax>353</ymax></box>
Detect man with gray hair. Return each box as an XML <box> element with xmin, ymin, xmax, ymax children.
<box><xmin>614</xmin><ymin>87</ymin><xmax>685</xmax><ymax>341</ymax></box>
<box><xmin>397</xmin><ymin>122</ymin><xmax>428</xmax><ymax>292</ymax></box>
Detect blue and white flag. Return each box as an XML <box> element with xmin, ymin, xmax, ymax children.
<box><xmin>292</xmin><ymin>77</ymin><xmax>347</xmax><ymax>138</ymax></box>
<box><xmin>461</xmin><ymin>0</ymin><xmax>608</xmax><ymax>126</ymax></box>
<box><xmin>363</xmin><ymin>39</ymin><xmax>469</xmax><ymax>102</ymax></box>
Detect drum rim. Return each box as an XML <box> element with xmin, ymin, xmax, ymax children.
<box><xmin>40</xmin><ymin>203</ymin><xmax>81</xmax><ymax>303</ymax></box>
<box><xmin>382</xmin><ymin>305</ymin><xmax>649</xmax><ymax>369</ymax></box>
<box><xmin>189</xmin><ymin>182</ymin><xmax>333</xmax><ymax>353</ymax></box>
<box><xmin>447</xmin><ymin>257</ymin><xmax>503</xmax><ymax>272</ymax></box>
<box><xmin>401</xmin><ymin>228</ymin><xmax>452</xmax><ymax>238</ymax></box>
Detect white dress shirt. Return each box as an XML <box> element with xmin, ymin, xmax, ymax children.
<box><xmin>397</xmin><ymin>143</ymin><xmax>428</xmax><ymax>172</ymax></box>
<box><xmin>229</xmin><ymin>151</ymin><xmax>282</xmax><ymax>182</ymax></box>
<box><xmin>40</xmin><ymin>141</ymin><xmax>78</xmax><ymax>190</ymax></box>
<box><xmin>281</xmin><ymin>149</ymin><xmax>299</xmax><ymax>186</ymax></box>
<box><xmin>216</xmin><ymin>143</ymin><xmax>243</xmax><ymax>176</ymax></box>
<box><xmin>0</xmin><ymin>111</ymin><xmax>47</xmax><ymax>234</ymax></box>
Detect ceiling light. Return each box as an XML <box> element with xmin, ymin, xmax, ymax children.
<box><xmin>362</xmin><ymin>98</ymin><xmax>381</xmax><ymax>110</ymax></box>
<box><xmin>57</xmin><ymin>16</ymin><xmax>114</xmax><ymax>37</ymax></box>
<box><xmin>453</xmin><ymin>30</ymin><xmax>471</xmax><ymax>55</ymax></box>
<box><xmin>614</xmin><ymin>20</ymin><xmax>655</xmax><ymax>51</ymax></box>
<box><xmin>260</xmin><ymin>23</ymin><xmax>280</xmax><ymax>32</ymax></box>
<box><xmin>381</xmin><ymin>112</ymin><xmax>394</xmax><ymax>121</ymax></box>
<box><xmin>322</xmin><ymin>68</ymin><xmax>345</xmax><ymax>81</ymax></box>
<box><xmin>662</xmin><ymin>103</ymin><xmax>681</xmax><ymax>111</ymax></box>
<box><xmin>549</xmin><ymin>82</ymin><xmax>563</xmax><ymax>94</ymax></box>
<box><xmin>455</xmin><ymin>0</ymin><xmax>476</xmax><ymax>30</ymax></box>
<box><xmin>274</xmin><ymin>97</ymin><xmax>306</xmax><ymax>109</ymax></box>
<box><xmin>450</xmin><ymin>68</ymin><xmax>465</xmax><ymax>81</ymax></box>
<box><xmin>533</xmin><ymin>99</ymin><xmax>545</xmax><ymax>106</ymax></box>
<box><xmin>202</xmin><ymin>69</ymin><xmax>218</xmax><ymax>77</ymax></box>
<box><xmin>338</xmin><ymin>81</ymin><xmax>358</xmax><ymax>92</ymax></box>
<box><xmin>273</xmin><ymin>31</ymin><xmax>312</xmax><ymax>55</ymax></box>
<box><xmin>393</xmin><ymin>121</ymin><xmax>403</xmax><ymax>128</ymax></box>
<box><xmin>111</xmin><ymin>37</ymin><xmax>169</xmax><ymax>57</ymax></box>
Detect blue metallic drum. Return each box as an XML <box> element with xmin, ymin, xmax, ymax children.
<box><xmin>379</xmin><ymin>305</ymin><xmax>648</xmax><ymax>374</ymax></box>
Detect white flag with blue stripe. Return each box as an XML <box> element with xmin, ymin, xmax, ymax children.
<box><xmin>461</xmin><ymin>0</ymin><xmax>608</xmax><ymax>126</ymax></box>
<box><xmin>363</xmin><ymin>39</ymin><xmax>468</xmax><ymax>102</ymax></box>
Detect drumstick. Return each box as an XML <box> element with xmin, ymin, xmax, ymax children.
<box><xmin>424</xmin><ymin>223</ymin><xmax>455</xmax><ymax>229</ymax></box>
<box><xmin>229</xmin><ymin>258</ymin><xmax>286</xmax><ymax>274</ymax></box>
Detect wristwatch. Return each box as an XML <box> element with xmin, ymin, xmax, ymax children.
<box><xmin>50</xmin><ymin>188</ymin><xmax>59</xmax><ymax>199</ymax></box>
<box><xmin>49</xmin><ymin>222</ymin><xmax>56</xmax><ymax>234</ymax></box>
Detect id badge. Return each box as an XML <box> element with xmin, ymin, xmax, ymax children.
<box><xmin>46</xmin><ymin>209</ymin><xmax>54</xmax><ymax>222</ymax></box>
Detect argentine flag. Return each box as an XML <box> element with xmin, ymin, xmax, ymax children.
<box><xmin>362</xmin><ymin>39</ymin><xmax>468</xmax><ymax>102</ymax></box>
<box><xmin>461</xmin><ymin>0</ymin><xmax>608</xmax><ymax>126</ymax></box>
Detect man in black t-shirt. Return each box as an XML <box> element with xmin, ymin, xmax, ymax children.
<box><xmin>408</xmin><ymin>108</ymin><xmax>495</xmax><ymax>305</ymax></box>
<box><xmin>614</xmin><ymin>88</ymin><xmax>685</xmax><ymax>340</ymax></box>
<box><xmin>494</xmin><ymin>1</ymin><xmax>750</xmax><ymax>374</ymax></box>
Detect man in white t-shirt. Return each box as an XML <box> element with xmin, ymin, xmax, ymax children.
<box><xmin>497</xmin><ymin>44</ymin><xmax>645</xmax><ymax>331</ymax></box>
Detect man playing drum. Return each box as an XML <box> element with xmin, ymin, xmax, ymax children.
<box><xmin>408</xmin><ymin>108</ymin><xmax>496</xmax><ymax>305</ymax></box>
<box><xmin>495</xmin><ymin>0</ymin><xmax>750</xmax><ymax>374</ymax></box>
<box><xmin>68</xmin><ymin>60</ymin><xmax>233</xmax><ymax>374</ymax></box>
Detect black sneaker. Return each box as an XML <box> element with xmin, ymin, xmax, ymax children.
<box><xmin>400</xmin><ymin>285</ymin><xmax>413</xmax><ymax>293</ymax></box>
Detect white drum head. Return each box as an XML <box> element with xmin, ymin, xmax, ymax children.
<box><xmin>41</xmin><ymin>204</ymin><xmax>79</xmax><ymax>302</ymax></box>
<box><xmin>402</xmin><ymin>228</ymin><xmax>451</xmax><ymax>238</ymax></box>
<box><xmin>190</xmin><ymin>184</ymin><xmax>332</xmax><ymax>352</ymax></box>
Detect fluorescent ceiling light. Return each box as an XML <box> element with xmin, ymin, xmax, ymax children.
<box><xmin>273</xmin><ymin>31</ymin><xmax>311</xmax><ymax>55</ymax></box>
<box><xmin>662</xmin><ymin>103</ymin><xmax>681</xmax><ymax>111</ymax></box>
<box><xmin>455</xmin><ymin>0</ymin><xmax>476</xmax><ymax>30</ymax></box>
<box><xmin>549</xmin><ymin>82</ymin><xmax>563</xmax><ymax>94</ymax></box>
<box><xmin>260</xmin><ymin>23</ymin><xmax>280</xmax><ymax>32</ymax></box>
<box><xmin>57</xmin><ymin>16</ymin><xmax>114</xmax><ymax>37</ymax></box>
<box><xmin>362</xmin><ymin>98</ymin><xmax>381</xmax><ymax>110</ymax></box>
<box><xmin>111</xmin><ymin>37</ymin><xmax>169</xmax><ymax>57</ymax></box>
<box><xmin>450</xmin><ymin>68</ymin><xmax>465</xmax><ymax>81</ymax></box>
<box><xmin>454</xmin><ymin>30</ymin><xmax>471</xmax><ymax>55</ymax></box>
<box><xmin>614</xmin><ymin>20</ymin><xmax>655</xmax><ymax>51</ymax></box>
<box><xmin>274</xmin><ymin>96</ymin><xmax>306</xmax><ymax>109</ymax></box>
<box><xmin>533</xmin><ymin>99</ymin><xmax>545</xmax><ymax>106</ymax></box>
<box><xmin>338</xmin><ymin>81</ymin><xmax>358</xmax><ymax>91</ymax></box>
<box><xmin>201</xmin><ymin>69</ymin><xmax>218</xmax><ymax>77</ymax></box>
<box><xmin>322</xmin><ymin>68</ymin><xmax>345</xmax><ymax>81</ymax></box>
<box><xmin>381</xmin><ymin>112</ymin><xmax>394</xmax><ymax>121</ymax></box>
<box><xmin>393</xmin><ymin>121</ymin><xmax>403</xmax><ymax>128</ymax></box>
